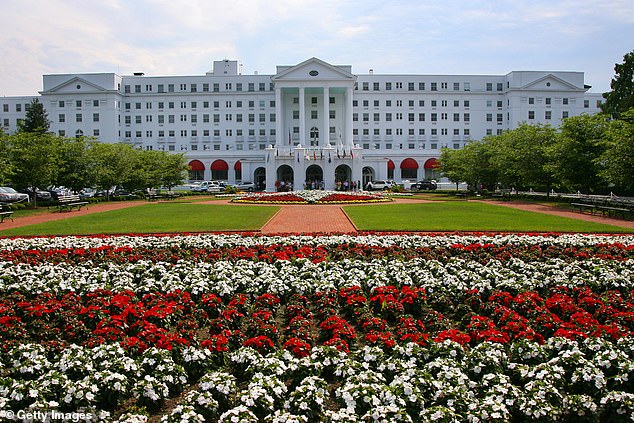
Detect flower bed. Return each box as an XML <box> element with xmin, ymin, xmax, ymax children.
<box><xmin>231</xmin><ymin>190</ymin><xmax>392</xmax><ymax>204</ymax></box>
<box><xmin>0</xmin><ymin>233</ymin><xmax>633</xmax><ymax>422</ymax></box>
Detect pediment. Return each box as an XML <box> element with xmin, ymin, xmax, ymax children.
<box><xmin>272</xmin><ymin>57</ymin><xmax>355</xmax><ymax>82</ymax></box>
<box><xmin>520</xmin><ymin>74</ymin><xmax>581</xmax><ymax>91</ymax></box>
<box><xmin>43</xmin><ymin>76</ymin><xmax>110</xmax><ymax>94</ymax></box>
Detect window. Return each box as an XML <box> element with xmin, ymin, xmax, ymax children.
<box><xmin>135</xmin><ymin>85</ymin><xmax>141</xmax><ymax>93</ymax></box>
<box><xmin>431</xmin><ymin>113</ymin><xmax>437</xmax><ymax>122</ymax></box>
<box><xmin>76</xmin><ymin>113</ymin><xmax>82</xmax><ymax>122</ymax></box>
<box><xmin>419</xmin><ymin>100</ymin><xmax>424</xmax><ymax>107</ymax></box>
<box><xmin>464</xmin><ymin>100</ymin><xmax>470</xmax><ymax>108</ymax></box>
<box><xmin>330</xmin><ymin>110</ymin><xmax>336</xmax><ymax>119</ymax></box>
<box><xmin>330</xmin><ymin>97</ymin><xmax>335</xmax><ymax>104</ymax></box>
<box><xmin>311</xmin><ymin>110</ymin><xmax>318</xmax><ymax>119</ymax></box>
<box><xmin>497</xmin><ymin>83</ymin><xmax>503</xmax><ymax>91</ymax></box>
<box><xmin>158</xmin><ymin>84</ymin><xmax>164</xmax><ymax>93</ymax></box>
<box><xmin>248</xmin><ymin>83</ymin><xmax>254</xmax><ymax>92</ymax></box>
<box><xmin>545</xmin><ymin>111</ymin><xmax>552</xmax><ymax>120</ymax></box>
<box><xmin>292</xmin><ymin>110</ymin><xmax>299</xmax><ymax>120</ymax></box>
<box><xmin>453</xmin><ymin>82</ymin><xmax>460</xmax><ymax>91</ymax></box>
<box><xmin>408</xmin><ymin>113</ymin><xmax>414</xmax><ymax>122</ymax></box>
<box><xmin>563</xmin><ymin>98</ymin><xmax>569</xmax><ymax>105</ymax></box>
<box><xmin>497</xmin><ymin>114</ymin><xmax>503</xmax><ymax>124</ymax></box>
<box><xmin>464</xmin><ymin>82</ymin><xmax>470</xmax><ymax>91</ymax></box>
<box><xmin>192</xmin><ymin>101</ymin><xmax>198</xmax><ymax>109</ymax></box>
<box><xmin>353</xmin><ymin>113</ymin><xmax>359</xmax><ymax>122</ymax></box>
<box><xmin>562</xmin><ymin>111</ymin><xmax>569</xmax><ymax>119</ymax></box>
<box><xmin>529</xmin><ymin>97</ymin><xmax>535</xmax><ymax>105</ymax></box>
<box><xmin>486</xmin><ymin>82</ymin><xmax>493</xmax><ymax>91</ymax></box>
<box><xmin>431</xmin><ymin>100</ymin><xmax>437</xmax><ymax>108</ymax></box>
<box><xmin>408</xmin><ymin>82</ymin><xmax>415</xmax><ymax>91</ymax></box>
<box><xmin>545</xmin><ymin>97</ymin><xmax>552</xmax><ymax>106</ymax></box>
<box><xmin>158</xmin><ymin>115</ymin><xmax>164</xmax><ymax>124</ymax></box>
<box><xmin>93</xmin><ymin>113</ymin><xmax>99</xmax><ymax>122</ymax></box>
<box><xmin>374</xmin><ymin>113</ymin><xmax>380</xmax><ymax>122</ymax></box>
<box><xmin>259</xmin><ymin>83</ymin><xmax>265</xmax><ymax>91</ymax></box>
<box><xmin>454</xmin><ymin>100</ymin><xmax>460</xmax><ymax>107</ymax></box>
<box><xmin>168</xmin><ymin>115</ymin><xmax>175</xmax><ymax>123</ymax></box>
<box><xmin>453</xmin><ymin>113</ymin><xmax>460</xmax><ymax>122</ymax></box>
<box><xmin>225</xmin><ymin>83</ymin><xmax>232</xmax><ymax>90</ymax></box>
<box><xmin>59</xmin><ymin>114</ymin><xmax>65</xmax><ymax>123</ymax></box>
<box><xmin>191</xmin><ymin>115</ymin><xmax>197</xmax><ymax>123</ymax></box>
<box><xmin>441</xmin><ymin>82</ymin><xmax>448</xmax><ymax>89</ymax></box>
<box><xmin>236</xmin><ymin>83</ymin><xmax>242</xmax><ymax>92</ymax></box>
<box><xmin>441</xmin><ymin>113</ymin><xmax>447</xmax><ymax>120</ymax></box>
<box><xmin>396</xmin><ymin>82</ymin><xmax>403</xmax><ymax>89</ymax></box>
<box><xmin>418</xmin><ymin>113</ymin><xmax>425</xmax><ymax>121</ymax></box>
<box><xmin>136</xmin><ymin>103</ymin><xmax>142</xmax><ymax>110</ymax></box>
<box><xmin>259</xmin><ymin>113</ymin><xmax>266</xmax><ymax>122</ymax></box>
<box><xmin>213</xmin><ymin>83</ymin><xmax>220</xmax><ymax>92</ymax></box>
<box><xmin>363</xmin><ymin>113</ymin><xmax>369</xmax><ymax>122</ymax></box>
<box><xmin>408</xmin><ymin>100</ymin><xmax>414</xmax><ymax>107</ymax></box>
<box><xmin>362</xmin><ymin>82</ymin><xmax>369</xmax><ymax>91</ymax></box>
<box><xmin>180</xmin><ymin>84</ymin><xmax>187</xmax><ymax>91</ymax></box>
<box><xmin>419</xmin><ymin>82</ymin><xmax>425</xmax><ymax>90</ymax></box>
<box><xmin>528</xmin><ymin>111</ymin><xmax>535</xmax><ymax>120</ymax></box>
<box><xmin>202</xmin><ymin>83</ymin><xmax>209</xmax><ymax>92</ymax></box>
<box><xmin>168</xmin><ymin>84</ymin><xmax>174</xmax><ymax>92</ymax></box>
<box><xmin>385</xmin><ymin>113</ymin><xmax>392</xmax><ymax>121</ymax></box>
<box><xmin>203</xmin><ymin>114</ymin><xmax>210</xmax><ymax>123</ymax></box>
<box><xmin>76</xmin><ymin>100</ymin><xmax>82</xmax><ymax>108</ymax></box>
<box><xmin>374</xmin><ymin>100</ymin><xmax>380</xmax><ymax>107</ymax></box>
<box><xmin>584</xmin><ymin>100</ymin><xmax>589</xmax><ymax>108</ymax></box>
<box><xmin>486</xmin><ymin>113</ymin><xmax>493</xmax><ymax>122</ymax></box>
<box><xmin>94</xmin><ymin>129</ymin><xmax>100</xmax><ymax>137</ymax></box>
<box><xmin>431</xmin><ymin>82</ymin><xmax>437</xmax><ymax>91</ymax></box>
<box><xmin>373</xmin><ymin>82</ymin><xmax>379</xmax><ymax>91</ymax></box>
<box><xmin>463</xmin><ymin>113</ymin><xmax>470</xmax><ymax>122</ymax></box>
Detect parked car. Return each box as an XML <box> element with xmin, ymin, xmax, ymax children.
<box><xmin>0</xmin><ymin>187</ymin><xmax>30</xmax><ymax>203</ymax></box>
<box><xmin>365</xmin><ymin>180</ymin><xmax>392</xmax><ymax>191</ymax></box>
<box><xmin>234</xmin><ymin>181</ymin><xmax>256</xmax><ymax>192</ymax></box>
<box><xmin>191</xmin><ymin>181</ymin><xmax>223</xmax><ymax>193</ymax></box>
<box><xmin>20</xmin><ymin>187</ymin><xmax>52</xmax><ymax>201</ymax></box>
<box><xmin>415</xmin><ymin>180</ymin><xmax>437</xmax><ymax>190</ymax></box>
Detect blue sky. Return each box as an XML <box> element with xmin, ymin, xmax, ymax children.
<box><xmin>1</xmin><ymin>0</ymin><xmax>632</xmax><ymax>96</ymax></box>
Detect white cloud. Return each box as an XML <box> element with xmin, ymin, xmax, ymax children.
<box><xmin>0</xmin><ymin>0</ymin><xmax>632</xmax><ymax>95</ymax></box>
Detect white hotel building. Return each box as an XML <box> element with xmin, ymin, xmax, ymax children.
<box><xmin>1</xmin><ymin>57</ymin><xmax>603</xmax><ymax>191</ymax></box>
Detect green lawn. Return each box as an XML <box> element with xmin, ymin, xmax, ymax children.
<box><xmin>344</xmin><ymin>202</ymin><xmax>634</xmax><ymax>233</ymax></box>
<box><xmin>0</xmin><ymin>203</ymin><xmax>279</xmax><ymax>236</ymax></box>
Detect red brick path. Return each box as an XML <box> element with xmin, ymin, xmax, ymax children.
<box><xmin>260</xmin><ymin>204</ymin><xmax>357</xmax><ymax>234</ymax></box>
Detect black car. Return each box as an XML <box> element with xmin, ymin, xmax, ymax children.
<box><xmin>416</xmin><ymin>180</ymin><xmax>437</xmax><ymax>190</ymax></box>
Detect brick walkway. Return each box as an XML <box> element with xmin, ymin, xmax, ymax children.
<box><xmin>260</xmin><ymin>204</ymin><xmax>357</xmax><ymax>234</ymax></box>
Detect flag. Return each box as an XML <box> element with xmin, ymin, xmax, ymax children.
<box><xmin>266</xmin><ymin>153</ymin><xmax>269</xmax><ymax>163</ymax></box>
<box><xmin>297</xmin><ymin>153</ymin><xmax>299</xmax><ymax>163</ymax></box>
<box><xmin>313</xmin><ymin>150</ymin><xmax>317</xmax><ymax>161</ymax></box>
<box><xmin>328</xmin><ymin>152</ymin><xmax>331</xmax><ymax>163</ymax></box>
<box><xmin>321</xmin><ymin>151</ymin><xmax>323</xmax><ymax>160</ymax></box>
<box><xmin>351</xmin><ymin>149</ymin><xmax>354</xmax><ymax>159</ymax></box>
<box><xmin>288</xmin><ymin>129</ymin><xmax>291</xmax><ymax>145</ymax></box>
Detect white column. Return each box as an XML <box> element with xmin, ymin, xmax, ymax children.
<box><xmin>299</xmin><ymin>86</ymin><xmax>306</xmax><ymax>146</ymax></box>
<box><xmin>322</xmin><ymin>86</ymin><xmax>329</xmax><ymax>146</ymax></box>
<box><xmin>275</xmin><ymin>87</ymin><xmax>282</xmax><ymax>146</ymax></box>
<box><xmin>346</xmin><ymin>86</ymin><xmax>354</xmax><ymax>146</ymax></box>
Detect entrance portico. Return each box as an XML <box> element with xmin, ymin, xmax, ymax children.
<box><xmin>266</xmin><ymin>58</ymin><xmax>361</xmax><ymax>191</ymax></box>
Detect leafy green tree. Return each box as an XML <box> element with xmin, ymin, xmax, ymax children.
<box><xmin>0</xmin><ymin>131</ymin><xmax>14</xmax><ymax>185</ymax></box>
<box><xmin>601</xmin><ymin>50</ymin><xmax>634</xmax><ymax>119</ymax></box>
<box><xmin>57</xmin><ymin>136</ymin><xmax>98</xmax><ymax>193</ymax></box>
<box><xmin>91</xmin><ymin>143</ymin><xmax>137</xmax><ymax>198</ymax></box>
<box><xmin>490</xmin><ymin>123</ymin><xmax>558</xmax><ymax>192</ymax></box>
<box><xmin>598</xmin><ymin>109</ymin><xmax>634</xmax><ymax>194</ymax></box>
<box><xmin>548</xmin><ymin>114</ymin><xmax>609</xmax><ymax>193</ymax></box>
<box><xmin>18</xmin><ymin>99</ymin><xmax>51</xmax><ymax>134</ymax></box>
<box><xmin>7</xmin><ymin>132</ymin><xmax>62</xmax><ymax>206</ymax></box>
<box><xmin>440</xmin><ymin>139</ymin><xmax>499</xmax><ymax>191</ymax></box>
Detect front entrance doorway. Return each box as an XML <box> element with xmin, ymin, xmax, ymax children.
<box><xmin>305</xmin><ymin>165</ymin><xmax>323</xmax><ymax>189</ymax></box>
<box><xmin>276</xmin><ymin>165</ymin><xmax>294</xmax><ymax>191</ymax></box>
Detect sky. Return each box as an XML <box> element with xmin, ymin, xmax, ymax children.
<box><xmin>1</xmin><ymin>0</ymin><xmax>632</xmax><ymax>97</ymax></box>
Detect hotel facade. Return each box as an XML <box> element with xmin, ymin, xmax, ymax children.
<box><xmin>1</xmin><ymin>57</ymin><xmax>603</xmax><ymax>191</ymax></box>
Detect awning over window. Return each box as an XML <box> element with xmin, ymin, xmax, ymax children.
<box><xmin>189</xmin><ymin>160</ymin><xmax>205</xmax><ymax>171</ymax></box>
<box><xmin>211</xmin><ymin>160</ymin><xmax>229</xmax><ymax>171</ymax></box>
<box><xmin>234</xmin><ymin>160</ymin><xmax>242</xmax><ymax>171</ymax></box>
<box><xmin>387</xmin><ymin>159</ymin><xmax>395</xmax><ymax>170</ymax></box>
<box><xmin>400</xmin><ymin>158</ymin><xmax>419</xmax><ymax>169</ymax></box>
<box><xmin>424</xmin><ymin>158</ymin><xmax>440</xmax><ymax>169</ymax></box>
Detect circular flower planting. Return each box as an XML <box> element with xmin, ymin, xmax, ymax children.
<box><xmin>231</xmin><ymin>190</ymin><xmax>392</xmax><ymax>204</ymax></box>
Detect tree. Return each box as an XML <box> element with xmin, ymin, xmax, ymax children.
<box><xmin>0</xmin><ymin>131</ymin><xmax>14</xmax><ymax>185</ymax></box>
<box><xmin>57</xmin><ymin>136</ymin><xmax>98</xmax><ymax>193</ymax></box>
<box><xmin>139</xmin><ymin>150</ymin><xmax>188</xmax><ymax>190</ymax></box>
<box><xmin>490</xmin><ymin>123</ymin><xmax>558</xmax><ymax>192</ymax></box>
<box><xmin>598</xmin><ymin>109</ymin><xmax>634</xmax><ymax>195</ymax></box>
<box><xmin>548</xmin><ymin>114</ymin><xmax>609</xmax><ymax>194</ymax></box>
<box><xmin>7</xmin><ymin>132</ymin><xmax>62</xmax><ymax>206</ymax></box>
<box><xmin>91</xmin><ymin>143</ymin><xmax>137</xmax><ymax>198</ymax></box>
<box><xmin>18</xmin><ymin>98</ymin><xmax>51</xmax><ymax>134</ymax></box>
<box><xmin>601</xmin><ymin>50</ymin><xmax>634</xmax><ymax>119</ymax></box>
<box><xmin>440</xmin><ymin>139</ymin><xmax>499</xmax><ymax>191</ymax></box>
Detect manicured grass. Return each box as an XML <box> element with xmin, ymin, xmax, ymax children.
<box><xmin>344</xmin><ymin>201</ymin><xmax>634</xmax><ymax>233</ymax></box>
<box><xmin>0</xmin><ymin>203</ymin><xmax>279</xmax><ymax>236</ymax></box>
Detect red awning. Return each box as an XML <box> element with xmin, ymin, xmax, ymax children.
<box><xmin>211</xmin><ymin>160</ymin><xmax>229</xmax><ymax>171</ymax></box>
<box><xmin>387</xmin><ymin>159</ymin><xmax>395</xmax><ymax>170</ymax></box>
<box><xmin>189</xmin><ymin>160</ymin><xmax>205</xmax><ymax>171</ymax></box>
<box><xmin>424</xmin><ymin>158</ymin><xmax>440</xmax><ymax>169</ymax></box>
<box><xmin>400</xmin><ymin>158</ymin><xmax>419</xmax><ymax>169</ymax></box>
<box><xmin>234</xmin><ymin>160</ymin><xmax>242</xmax><ymax>171</ymax></box>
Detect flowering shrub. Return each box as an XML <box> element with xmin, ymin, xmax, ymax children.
<box><xmin>231</xmin><ymin>190</ymin><xmax>391</xmax><ymax>204</ymax></box>
<box><xmin>0</xmin><ymin>232</ymin><xmax>632</xmax><ymax>420</ymax></box>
